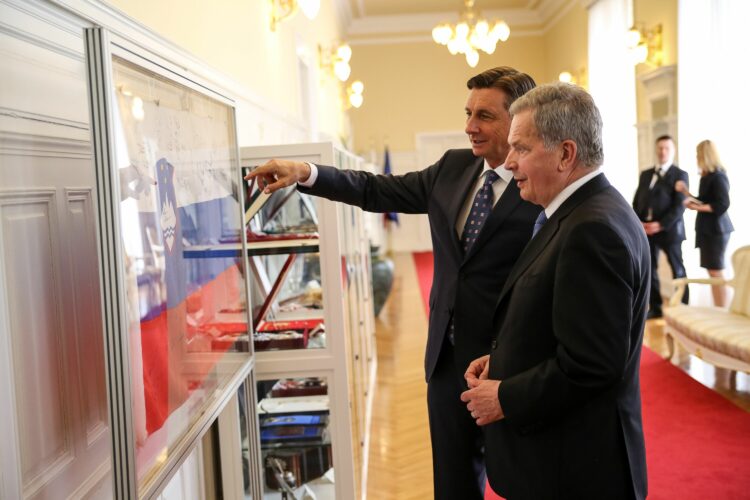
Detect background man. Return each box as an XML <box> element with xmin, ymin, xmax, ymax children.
<box><xmin>462</xmin><ymin>83</ymin><xmax>649</xmax><ymax>499</ymax></box>
<box><xmin>246</xmin><ymin>67</ymin><xmax>539</xmax><ymax>499</ymax></box>
<box><xmin>632</xmin><ymin>135</ymin><xmax>689</xmax><ymax>318</ymax></box>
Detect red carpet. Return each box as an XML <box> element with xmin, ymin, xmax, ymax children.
<box><xmin>411</xmin><ymin>252</ymin><xmax>750</xmax><ymax>500</ymax></box>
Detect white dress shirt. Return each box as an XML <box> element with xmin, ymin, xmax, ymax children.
<box><xmin>542</xmin><ymin>169</ymin><xmax>603</xmax><ymax>220</ymax></box>
<box><xmin>648</xmin><ymin>162</ymin><xmax>671</xmax><ymax>189</ymax></box>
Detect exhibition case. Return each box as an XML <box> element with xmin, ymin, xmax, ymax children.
<box><xmin>241</xmin><ymin>143</ymin><xmax>377</xmax><ymax>500</ymax></box>
<box><xmin>84</xmin><ymin>28</ymin><xmax>258</xmax><ymax>498</ymax></box>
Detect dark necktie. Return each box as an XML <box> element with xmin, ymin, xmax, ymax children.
<box><xmin>532</xmin><ymin>210</ymin><xmax>547</xmax><ymax>238</ymax></box>
<box><xmin>649</xmin><ymin>168</ymin><xmax>664</xmax><ymax>189</ymax></box>
<box><xmin>461</xmin><ymin>170</ymin><xmax>499</xmax><ymax>253</ymax></box>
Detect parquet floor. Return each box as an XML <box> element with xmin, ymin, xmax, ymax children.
<box><xmin>365</xmin><ymin>253</ymin><xmax>750</xmax><ymax>499</ymax></box>
<box><xmin>366</xmin><ymin>253</ymin><xmax>433</xmax><ymax>500</ymax></box>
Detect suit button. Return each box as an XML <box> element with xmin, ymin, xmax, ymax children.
<box><xmin>491</xmin><ymin>340</ymin><xmax>497</xmax><ymax>350</ymax></box>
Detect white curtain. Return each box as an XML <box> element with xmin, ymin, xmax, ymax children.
<box><xmin>678</xmin><ymin>0</ymin><xmax>750</xmax><ymax>286</ymax></box>
<box><xmin>587</xmin><ymin>0</ymin><xmax>638</xmax><ymax>200</ymax></box>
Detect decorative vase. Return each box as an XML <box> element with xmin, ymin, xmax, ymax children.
<box><xmin>370</xmin><ymin>245</ymin><xmax>394</xmax><ymax>317</ymax></box>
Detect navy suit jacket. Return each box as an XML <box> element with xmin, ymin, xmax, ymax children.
<box><xmin>299</xmin><ymin>149</ymin><xmax>540</xmax><ymax>381</ymax></box>
<box><xmin>632</xmin><ymin>164</ymin><xmax>688</xmax><ymax>244</ymax></box>
<box><xmin>696</xmin><ymin>170</ymin><xmax>734</xmax><ymax>235</ymax></box>
<box><xmin>485</xmin><ymin>174</ymin><xmax>649</xmax><ymax>499</ymax></box>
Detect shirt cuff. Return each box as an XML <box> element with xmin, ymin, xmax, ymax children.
<box><xmin>297</xmin><ymin>163</ymin><xmax>318</xmax><ymax>187</ymax></box>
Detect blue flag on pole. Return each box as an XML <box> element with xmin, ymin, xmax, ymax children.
<box><xmin>383</xmin><ymin>147</ymin><xmax>399</xmax><ymax>226</ymax></box>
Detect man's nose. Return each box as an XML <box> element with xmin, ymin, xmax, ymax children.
<box><xmin>465</xmin><ymin>118</ymin><xmax>478</xmax><ymax>134</ymax></box>
<box><xmin>505</xmin><ymin>151</ymin><xmax>517</xmax><ymax>169</ymax></box>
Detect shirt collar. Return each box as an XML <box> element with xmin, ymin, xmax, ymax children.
<box><xmin>544</xmin><ymin>169</ymin><xmax>603</xmax><ymax>219</ymax></box>
<box><xmin>482</xmin><ymin>159</ymin><xmax>514</xmax><ymax>184</ymax></box>
<box><xmin>657</xmin><ymin>162</ymin><xmax>671</xmax><ymax>173</ymax></box>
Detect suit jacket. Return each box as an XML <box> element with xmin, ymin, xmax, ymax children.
<box><xmin>299</xmin><ymin>149</ymin><xmax>540</xmax><ymax>381</ymax></box>
<box><xmin>632</xmin><ymin>164</ymin><xmax>688</xmax><ymax>244</ymax></box>
<box><xmin>696</xmin><ymin>170</ymin><xmax>734</xmax><ymax>235</ymax></box>
<box><xmin>485</xmin><ymin>174</ymin><xmax>649</xmax><ymax>499</ymax></box>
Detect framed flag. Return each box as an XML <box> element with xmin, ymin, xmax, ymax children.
<box><xmin>84</xmin><ymin>28</ymin><xmax>254</xmax><ymax>498</ymax></box>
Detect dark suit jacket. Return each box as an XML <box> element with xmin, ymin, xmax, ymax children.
<box><xmin>485</xmin><ymin>174</ymin><xmax>649</xmax><ymax>499</ymax></box>
<box><xmin>299</xmin><ymin>149</ymin><xmax>540</xmax><ymax>381</ymax></box>
<box><xmin>696</xmin><ymin>170</ymin><xmax>734</xmax><ymax>235</ymax></box>
<box><xmin>632</xmin><ymin>164</ymin><xmax>688</xmax><ymax>244</ymax></box>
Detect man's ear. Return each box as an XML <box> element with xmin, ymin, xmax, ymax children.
<box><xmin>559</xmin><ymin>140</ymin><xmax>578</xmax><ymax>171</ymax></box>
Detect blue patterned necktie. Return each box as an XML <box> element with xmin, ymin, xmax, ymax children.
<box><xmin>460</xmin><ymin>170</ymin><xmax>499</xmax><ymax>253</ymax></box>
<box><xmin>532</xmin><ymin>210</ymin><xmax>547</xmax><ymax>238</ymax></box>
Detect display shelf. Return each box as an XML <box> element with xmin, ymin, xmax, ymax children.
<box><xmin>182</xmin><ymin>239</ymin><xmax>320</xmax><ymax>259</ymax></box>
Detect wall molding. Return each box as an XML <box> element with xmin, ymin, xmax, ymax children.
<box><xmin>0</xmin><ymin>129</ymin><xmax>91</xmax><ymax>159</ymax></box>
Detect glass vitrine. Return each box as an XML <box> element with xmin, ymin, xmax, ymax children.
<box><xmin>240</xmin><ymin>143</ymin><xmax>376</xmax><ymax>500</ymax></box>
<box><xmin>85</xmin><ymin>29</ymin><xmax>254</xmax><ymax>498</ymax></box>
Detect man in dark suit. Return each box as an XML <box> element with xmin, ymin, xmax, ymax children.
<box><xmin>245</xmin><ymin>67</ymin><xmax>540</xmax><ymax>499</ymax></box>
<box><xmin>461</xmin><ymin>83</ymin><xmax>649</xmax><ymax>499</ymax></box>
<box><xmin>632</xmin><ymin>135</ymin><xmax>689</xmax><ymax>318</ymax></box>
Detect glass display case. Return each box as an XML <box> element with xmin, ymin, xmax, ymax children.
<box><xmin>240</xmin><ymin>143</ymin><xmax>377</xmax><ymax>500</ymax></box>
<box><xmin>84</xmin><ymin>28</ymin><xmax>257</xmax><ymax>498</ymax></box>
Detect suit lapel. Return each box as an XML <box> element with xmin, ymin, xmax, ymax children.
<box><xmin>448</xmin><ymin>157</ymin><xmax>484</xmax><ymax>256</ymax></box>
<box><xmin>495</xmin><ymin>174</ymin><xmax>612</xmax><ymax>307</ymax></box>
<box><xmin>463</xmin><ymin>178</ymin><xmax>524</xmax><ymax>262</ymax></box>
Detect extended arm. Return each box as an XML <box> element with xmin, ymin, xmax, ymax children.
<box><xmin>245</xmin><ymin>153</ymin><xmax>452</xmax><ymax>214</ymax></box>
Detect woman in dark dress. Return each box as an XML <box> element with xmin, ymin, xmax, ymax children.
<box><xmin>676</xmin><ymin>140</ymin><xmax>734</xmax><ymax>306</ymax></box>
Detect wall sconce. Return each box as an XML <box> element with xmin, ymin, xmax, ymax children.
<box><xmin>558</xmin><ymin>68</ymin><xmax>587</xmax><ymax>88</ymax></box>
<box><xmin>346</xmin><ymin>80</ymin><xmax>364</xmax><ymax>109</ymax></box>
<box><xmin>319</xmin><ymin>43</ymin><xmax>352</xmax><ymax>82</ymax></box>
<box><xmin>270</xmin><ymin>0</ymin><xmax>320</xmax><ymax>31</ymax></box>
<box><xmin>626</xmin><ymin>23</ymin><xmax>663</xmax><ymax>66</ymax></box>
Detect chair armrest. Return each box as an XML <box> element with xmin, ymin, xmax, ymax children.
<box><xmin>669</xmin><ymin>277</ymin><xmax>731</xmax><ymax>306</ymax></box>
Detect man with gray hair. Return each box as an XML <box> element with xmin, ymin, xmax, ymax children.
<box><xmin>461</xmin><ymin>83</ymin><xmax>649</xmax><ymax>499</ymax></box>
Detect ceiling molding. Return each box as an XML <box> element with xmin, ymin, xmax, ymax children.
<box><xmin>542</xmin><ymin>0</ymin><xmax>580</xmax><ymax>31</ymax></box>
<box><xmin>347</xmin><ymin>9</ymin><xmax>541</xmax><ymax>37</ymax></box>
<box><xmin>344</xmin><ymin>0</ymin><xmax>579</xmax><ymax>44</ymax></box>
<box><xmin>534</xmin><ymin>0</ymin><xmax>571</xmax><ymax>25</ymax></box>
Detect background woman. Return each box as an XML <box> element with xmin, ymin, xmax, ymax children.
<box><xmin>676</xmin><ymin>139</ymin><xmax>734</xmax><ymax>306</ymax></box>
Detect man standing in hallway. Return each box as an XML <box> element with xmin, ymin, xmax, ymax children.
<box><xmin>462</xmin><ymin>83</ymin><xmax>649</xmax><ymax>499</ymax></box>
<box><xmin>245</xmin><ymin>67</ymin><xmax>540</xmax><ymax>499</ymax></box>
<box><xmin>632</xmin><ymin>135</ymin><xmax>689</xmax><ymax>318</ymax></box>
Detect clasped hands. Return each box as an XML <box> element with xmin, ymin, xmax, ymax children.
<box><xmin>461</xmin><ymin>354</ymin><xmax>504</xmax><ymax>426</ymax></box>
<box><xmin>243</xmin><ymin>159</ymin><xmax>311</xmax><ymax>194</ymax></box>
<box><xmin>641</xmin><ymin>221</ymin><xmax>662</xmax><ymax>235</ymax></box>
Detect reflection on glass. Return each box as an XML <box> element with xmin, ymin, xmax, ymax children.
<box><xmin>250</xmin><ymin>181</ymin><xmax>318</xmax><ymax>236</ymax></box>
<box><xmin>250</xmin><ymin>253</ymin><xmax>326</xmax><ymax>351</ymax></box>
<box><xmin>238</xmin><ymin>381</ymin><xmax>253</xmax><ymax>498</ymax></box>
<box><xmin>111</xmin><ymin>56</ymin><xmax>250</xmax><ymax>491</ymax></box>
<box><xmin>256</xmin><ymin>378</ymin><xmax>334</xmax><ymax>499</ymax></box>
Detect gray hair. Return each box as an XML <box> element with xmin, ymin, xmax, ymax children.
<box><xmin>509</xmin><ymin>82</ymin><xmax>604</xmax><ymax>168</ymax></box>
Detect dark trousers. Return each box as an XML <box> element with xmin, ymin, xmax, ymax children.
<box><xmin>648</xmin><ymin>238</ymin><xmax>689</xmax><ymax>312</ymax></box>
<box><xmin>427</xmin><ymin>337</ymin><xmax>485</xmax><ymax>500</ymax></box>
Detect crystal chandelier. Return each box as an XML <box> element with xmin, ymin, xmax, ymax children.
<box><xmin>432</xmin><ymin>0</ymin><xmax>510</xmax><ymax>67</ymax></box>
